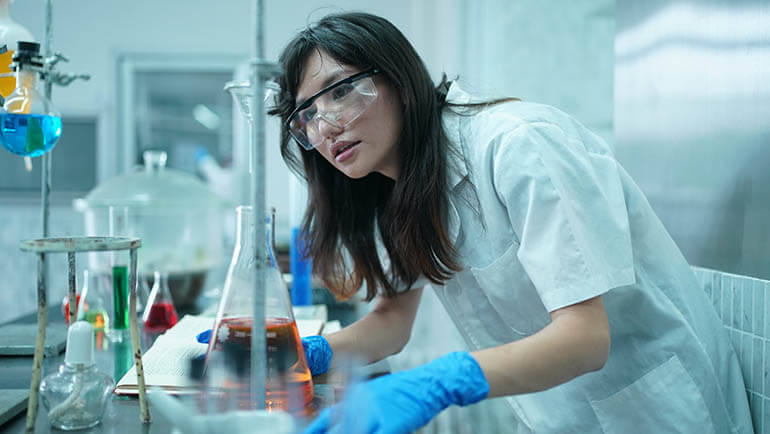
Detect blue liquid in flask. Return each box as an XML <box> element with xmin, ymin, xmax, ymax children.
<box><xmin>0</xmin><ymin>113</ymin><xmax>62</xmax><ymax>157</ymax></box>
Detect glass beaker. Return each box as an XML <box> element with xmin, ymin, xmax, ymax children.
<box><xmin>205</xmin><ymin>205</ymin><xmax>314</xmax><ymax>413</ymax></box>
<box><xmin>0</xmin><ymin>41</ymin><xmax>61</xmax><ymax>157</ymax></box>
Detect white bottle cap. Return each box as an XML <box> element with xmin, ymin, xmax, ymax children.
<box><xmin>65</xmin><ymin>321</ymin><xmax>95</xmax><ymax>366</ymax></box>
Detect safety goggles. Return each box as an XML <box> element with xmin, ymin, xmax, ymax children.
<box><xmin>286</xmin><ymin>68</ymin><xmax>380</xmax><ymax>150</ymax></box>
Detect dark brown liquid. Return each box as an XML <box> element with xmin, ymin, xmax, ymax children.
<box><xmin>210</xmin><ymin>316</ymin><xmax>314</xmax><ymax>413</ymax></box>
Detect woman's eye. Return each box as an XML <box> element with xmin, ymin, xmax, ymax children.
<box><xmin>330</xmin><ymin>84</ymin><xmax>354</xmax><ymax>101</ymax></box>
<box><xmin>300</xmin><ymin>107</ymin><xmax>317</xmax><ymax>124</ymax></box>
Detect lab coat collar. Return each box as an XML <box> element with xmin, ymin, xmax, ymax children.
<box><xmin>442</xmin><ymin>81</ymin><xmax>474</xmax><ymax>246</ymax></box>
<box><xmin>443</xmin><ymin>81</ymin><xmax>472</xmax><ymax>190</ymax></box>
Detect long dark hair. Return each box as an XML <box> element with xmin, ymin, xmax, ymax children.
<box><xmin>270</xmin><ymin>12</ymin><xmax>509</xmax><ymax>300</ymax></box>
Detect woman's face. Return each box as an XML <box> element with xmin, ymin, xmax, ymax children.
<box><xmin>295</xmin><ymin>49</ymin><xmax>403</xmax><ymax>180</ymax></box>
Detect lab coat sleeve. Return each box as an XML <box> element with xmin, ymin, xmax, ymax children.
<box><xmin>491</xmin><ymin>119</ymin><xmax>635</xmax><ymax>312</ymax></box>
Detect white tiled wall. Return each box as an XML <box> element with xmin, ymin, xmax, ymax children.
<box><xmin>693</xmin><ymin>266</ymin><xmax>770</xmax><ymax>434</ymax></box>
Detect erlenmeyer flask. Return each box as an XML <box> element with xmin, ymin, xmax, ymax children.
<box><xmin>143</xmin><ymin>271</ymin><xmax>179</xmax><ymax>334</ymax></box>
<box><xmin>206</xmin><ymin>205</ymin><xmax>314</xmax><ymax>413</ymax></box>
<box><xmin>0</xmin><ymin>41</ymin><xmax>61</xmax><ymax>157</ymax></box>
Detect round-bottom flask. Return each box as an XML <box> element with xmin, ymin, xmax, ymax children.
<box><xmin>206</xmin><ymin>206</ymin><xmax>314</xmax><ymax>413</ymax></box>
<box><xmin>0</xmin><ymin>41</ymin><xmax>61</xmax><ymax>157</ymax></box>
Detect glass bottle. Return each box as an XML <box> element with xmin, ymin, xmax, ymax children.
<box><xmin>0</xmin><ymin>41</ymin><xmax>61</xmax><ymax>157</ymax></box>
<box><xmin>39</xmin><ymin>321</ymin><xmax>114</xmax><ymax>430</ymax></box>
<box><xmin>205</xmin><ymin>206</ymin><xmax>314</xmax><ymax>413</ymax></box>
<box><xmin>142</xmin><ymin>270</ymin><xmax>179</xmax><ymax>333</ymax></box>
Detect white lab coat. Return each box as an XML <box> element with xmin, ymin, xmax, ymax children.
<box><xmin>423</xmin><ymin>83</ymin><xmax>754</xmax><ymax>433</ymax></box>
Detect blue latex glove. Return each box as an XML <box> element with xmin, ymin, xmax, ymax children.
<box><xmin>196</xmin><ymin>330</ymin><xmax>332</xmax><ymax>376</ymax></box>
<box><xmin>302</xmin><ymin>335</ymin><xmax>333</xmax><ymax>376</ymax></box>
<box><xmin>304</xmin><ymin>351</ymin><xmax>489</xmax><ymax>434</ymax></box>
<box><xmin>196</xmin><ymin>329</ymin><xmax>212</xmax><ymax>344</ymax></box>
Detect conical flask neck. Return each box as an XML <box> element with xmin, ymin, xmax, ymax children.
<box><xmin>235</xmin><ymin>206</ymin><xmax>255</xmax><ymax>255</ymax></box>
<box><xmin>234</xmin><ymin>206</ymin><xmax>276</xmax><ymax>266</ymax></box>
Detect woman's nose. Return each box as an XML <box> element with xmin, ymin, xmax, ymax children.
<box><xmin>316</xmin><ymin>115</ymin><xmax>344</xmax><ymax>139</ymax></box>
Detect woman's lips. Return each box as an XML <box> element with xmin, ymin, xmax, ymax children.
<box><xmin>334</xmin><ymin>141</ymin><xmax>360</xmax><ymax>162</ymax></box>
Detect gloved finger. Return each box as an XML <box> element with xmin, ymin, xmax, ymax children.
<box><xmin>301</xmin><ymin>335</ymin><xmax>333</xmax><ymax>375</ymax></box>
<box><xmin>196</xmin><ymin>329</ymin><xmax>211</xmax><ymax>344</ymax></box>
<box><xmin>303</xmin><ymin>407</ymin><xmax>332</xmax><ymax>434</ymax></box>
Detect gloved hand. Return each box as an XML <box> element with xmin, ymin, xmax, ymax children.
<box><xmin>304</xmin><ymin>351</ymin><xmax>489</xmax><ymax>434</ymax></box>
<box><xmin>301</xmin><ymin>335</ymin><xmax>333</xmax><ymax>376</ymax></box>
<box><xmin>196</xmin><ymin>330</ymin><xmax>333</xmax><ymax>376</ymax></box>
<box><xmin>196</xmin><ymin>329</ymin><xmax>212</xmax><ymax>344</ymax></box>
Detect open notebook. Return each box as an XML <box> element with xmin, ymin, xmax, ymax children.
<box><xmin>115</xmin><ymin>313</ymin><xmax>326</xmax><ymax>396</ymax></box>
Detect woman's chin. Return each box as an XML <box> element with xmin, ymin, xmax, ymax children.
<box><xmin>339</xmin><ymin>164</ymin><xmax>370</xmax><ymax>179</ymax></box>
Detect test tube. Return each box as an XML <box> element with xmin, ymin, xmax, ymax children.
<box><xmin>112</xmin><ymin>264</ymin><xmax>129</xmax><ymax>333</ymax></box>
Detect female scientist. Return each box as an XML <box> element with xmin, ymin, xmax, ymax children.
<box><xmin>269</xmin><ymin>11</ymin><xmax>753</xmax><ymax>433</ymax></box>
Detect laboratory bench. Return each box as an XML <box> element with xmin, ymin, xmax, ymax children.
<box><xmin>0</xmin><ymin>305</ymin><xmax>179</xmax><ymax>433</ymax></box>
<box><xmin>0</xmin><ymin>300</ymin><xmax>381</xmax><ymax>433</ymax></box>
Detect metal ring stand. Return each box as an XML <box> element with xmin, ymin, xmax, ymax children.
<box><xmin>19</xmin><ymin>236</ymin><xmax>149</xmax><ymax>431</ymax></box>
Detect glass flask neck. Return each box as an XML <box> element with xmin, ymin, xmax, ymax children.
<box><xmin>213</xmin><ymin>205</ymin><xmax>287</xmax><ymax>324</ymax></box>
<box><xmin>62</xmin><ymin>361</ymin><xmax>95</xmax><ymax>372</ymax></box>
<box><xmin>15</xmin><ymin>67</ymin><xmax>38</xmax><ymax>90</ymax></box>
<box><xmin>3</xmin><ymin>66</ymin><xmax>57</xmax><ymax>116</ymax></box>
<box><xmin>149</xmin><ymin>271</ymin><xmax>173</xmax><ymax>299</ymax></box>
<box><xmin>235</xmin><ymin>205</ymin><xmax>277</xmax><ymax>266</ymax></box>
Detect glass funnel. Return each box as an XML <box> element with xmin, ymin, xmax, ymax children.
<box><xmin>206</xmin><ymin>205</ymin><xmax>314</xmax><ymax>413</ymax></box>
<box><xmin>223</xmin><ymin>80</ymin><xmax>278</xmax><ymax>124</ymax></box>
<box><xmin>0</xmin><ymin>41</ymin><xmax>61</xmax><ymax>157</ymax></box>
<box><xmin>224</xmin><ymin>80</ymin><xmax>278</xmax><ymax>175</ymax></box>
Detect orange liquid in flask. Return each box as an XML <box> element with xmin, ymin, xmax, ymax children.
<box><xmin>212</xmin><ymin>316</ymin><xmax>314</xmax><ymax>413</ymax></box>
